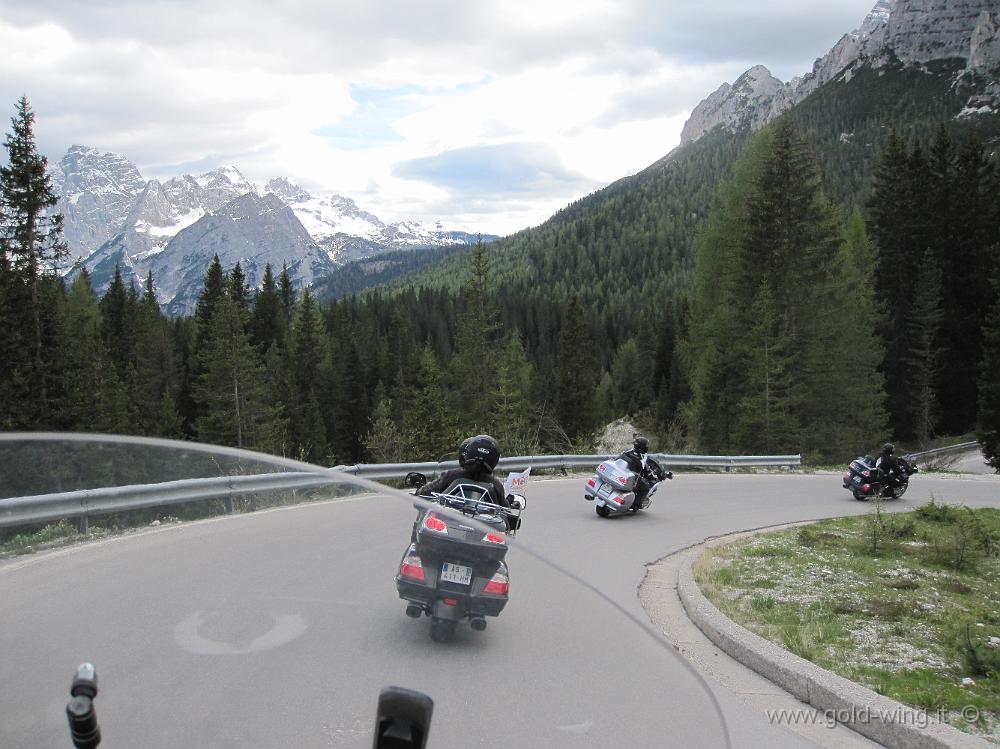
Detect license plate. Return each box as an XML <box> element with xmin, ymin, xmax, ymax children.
<box><xmin>440</xmin><ymin>562</ymin><xmax>472</xmax><ymax>585</ymax></box>
<box><xmin>599</xmin><ymin>484</ymin><xmax>612</xmax><ymax>496</ymax></box>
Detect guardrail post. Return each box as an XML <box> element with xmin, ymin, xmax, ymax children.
<box><xmin>76</xmin><ymin>515</ymin><xmax>88</xmax><ymax>534</ymax></box>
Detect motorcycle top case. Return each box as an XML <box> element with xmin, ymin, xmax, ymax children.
<box><xmin>414</xmin><ymin>510</ymin><xmax>509</xmax><ymax>564</ymax></box>
<box><xmin>595</xmin><ymin>458</ymin><xmax>638</xmax><ymax>491</ymax></box>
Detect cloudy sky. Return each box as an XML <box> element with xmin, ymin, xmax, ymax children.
<box><xmin>1</xmin><ymin>0</ymin><xmax>877</xmax><ymax>235</ymax></box>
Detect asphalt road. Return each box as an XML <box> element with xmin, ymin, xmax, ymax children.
<box><xmin>1</xmin><ymin>469</ymin><xmax>997</xmax><ymax>748</ymax></box>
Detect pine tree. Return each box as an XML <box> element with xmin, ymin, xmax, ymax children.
<box><xmin>903</xmin><ymin>249</ymin><xmax>944</xmax><ymax>446</ymax></box>
<box><xmin>250</xmin><ymin>263</ymin><xmax>285</xmax><ymax>352</ymax></box>
<box><xmin>0</xmin><ymin>97</ymin><xmax>68</xmax><ymax>421</ymax></box>
<box><xmin>227</xmin><ymin>262</ymin><xmax>250</xmax><ymax>313</ymax></box>
<box><xmin>195</xmin><ymin>296</ymin><xmax>285</xmax><ymax>451</ymax></box>
<box><xmin>554</xmin><ymin>294</ymin><xmax>598</xmax><ymax>442</ymax></box>
<box><xmin>977</xmin><ymin>264</ymin><xmax>1000</xmax><ymax>473</ymax></box>
<box><xmin>287</xmin><ymin>289</ymin><xmax>329</xmax><ymax>462</ymax></box>
<box><xmin>363</xmin><ymin>389</ymin><xmax>414</xmax><ymax>463</ymax></box>
<box><xmin>734</xmin><ymin>283</ymin><xmax>796</xmax><ymax>452</ymax></box>
<box><xmin>278</xmin><ymin>263</ymin><xmax>296</xmax><ymax>324</ymax></box>
<box><xmin>195</xmin><ymin>254</ymin><xmax>225</xmax><ymax>348</ymax></box>
<box><xmin>99</xmin><ymin>264</ymin><xmax>138</xmax><ymax>385</ymax></box>
<box><xmin>450</xmin><ymin>237</ymin><xmax>500</xmax><ymax>430</ymax></box>
<box><xmin>133</xmin><ymin>272</ymin><xmax>182</xmax><ymax>437</ymax></box>
<box><xmin>489</xmin><ymin>335</ymin><xmax>538</xmax><ymax>455</ymax></box>
<box><xmin>685</xmin><ymin>120</ymin><xmax>886</xmax><ymax>459</ymax></box>
<box><xmin>60</xmin><ymin>272</ymin><xmax>129</xmax><ymax>432</ymax></box>
<box><xmin>404</xmin><ymin>344</ymin><xmax>460</xmax><ymax>460</ymax></box>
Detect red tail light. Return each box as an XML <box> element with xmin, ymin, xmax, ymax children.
<box><xmin>842</xmin><ymin>471</ymin><xmax>850</xmax><ymax>481</ymax></box>
<box><xmin>484</xmin><ymin>571</ymin><xmax>509</xmax><ymax>595</ymax></box>
<box><xmin>862</xmin><ymin>470</ymin><xmax>871</xmax><ymax>477</ymax></box>
<box><xmin>423</xmin><ymin>513</ymin><xmax>448</xmax><ymax>534</ymax></box>
<box><xmin>587</xmin><ymin>478</ymin><xmax>596</xmax><ymax>488</ymax></box>
<box><xmin>483</xmin><ymin>531</ymin><xmax>506</xmax><ymax>545</ymax></box>
<box><xmin>615</xmin><ymin>475</ymin><xmax>628</xmax><ymax>484</ymax></box>
<box><xmin>443</xmin><ymin>598</ymin><xmax>458</xmax><ymax>606</ymax></box>
<box><xmin>862</xmin><ymin>484</ymin><xmax>871</xmax><ymax>492</ymax></box>
<box><xmin>399</xmin><ymin>552</ymin><xmax>425</xmax><ymax>581</ymax></box>
<box><xmin>613</xmin><ymin>494</ymin><xmax>626</xmax><ymax>504</ymax></box>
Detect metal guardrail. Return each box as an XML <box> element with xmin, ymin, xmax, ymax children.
<box><xmin>0</xmin><ymin>452</ymin><xmax>801</xmax><ymax>532</ymax></box>
<box><xmin>331</xmin><ymin>452</ymin><xmax>802</xmax><ymax>477</ymax></box>
<box><xmin>904</xmin><ymin>441</ymin><xmax>979</xmax><ymax>462</ymax></box>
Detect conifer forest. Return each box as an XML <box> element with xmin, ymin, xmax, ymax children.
<box><xmin>2</xmin><ymin>97</ymin><xmax>999</xmax><ymax>469</ymax></box>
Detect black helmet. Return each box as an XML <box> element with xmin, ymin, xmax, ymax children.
<box><xmin>882</xmin><ymin>442</ymin><xmax>894</xmax><ymax>455</ymax></box>
<box><xmin>459</xmin><ymin>434</ymin><xmax>500</xmax><ymax>472</ymax></box>
<box><xmin>633</xmin><ymin>435</ymin><xmax>649</xmax><ymax>454</ymax></box>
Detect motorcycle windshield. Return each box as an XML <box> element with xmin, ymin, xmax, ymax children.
<box><xmin>0</xmin><ymin>434</ymin><xmax>731</xmax><ymax>748</ymax></box>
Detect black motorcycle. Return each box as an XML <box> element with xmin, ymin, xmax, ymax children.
<box><xmin>842</xmin><ymin>455</ymin><xmax>918</xmax><ymax>501</ymax></box>
<box><xmin>395</xmin><ymin>472</ymin><xmax>525</xmax><ymax>643</ymax></box>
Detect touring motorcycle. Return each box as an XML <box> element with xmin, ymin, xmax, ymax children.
<box><xmin>395</xmin><ymin>469</ymin><xmax>527</xmax><ymax>642</ymax></box>
<box><xmin>584</xmin><ymin>458</ymin><xmax>672</xmax><ymax>517</ymax></box>
<box><xmin>842</xmin><ymin>454</ymin><xmax>918</xmax><ymax>500</ymax></box>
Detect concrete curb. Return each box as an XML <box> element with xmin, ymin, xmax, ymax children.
<box><xmin>676</xmin><ymin>529</ymin><xmax>991</xmax><ymax>749</ymax></box>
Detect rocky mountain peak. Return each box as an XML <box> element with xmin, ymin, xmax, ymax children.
<box><xmin>680</xmin><ymin>0</ymin><xmax>1000</xmax><ymax>147</ymax></box>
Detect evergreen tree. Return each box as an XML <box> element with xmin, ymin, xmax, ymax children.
<box><xmin>489</xmin><ymin>335</ymin><xmax>538</xmax><ymax>455</ymax></box>
<box><xmin>554</xmin><ymin>294</ymin><xmax>598</xmax><ymax>442</ymax></box>
<box><xmin>278</xmin><ymin>263</ymin><xmax>296</xmax><ymax>323</ymax></box>
<box><xmin>0</xmin><ymin>96</ymin><xmax>67</xmax><ymax>421</ymax></box>
<box><xmin>287</xmin><ymin>289</ymin><xmax>328</xmax><ymax>462</ymax></box>
<box><xmin>450</xmin><ymin>237</ymin><xmax>500</xmax><ymax>429</ymax></box>
<box><xmin>60</xmin><ymin>272</ymin><xmax>129</xmax><ymax>432</ymax></box>
<box><xmin>363</xmin><ymin>389</ymin><xmax>413</xmax><ymax>463</ymax></box>
<box><xmin>194</xmin><ymin>296</ymin><xmax>285</xmax><ymax>451</ymax></box>
<box><xmin>609</xmin><ymin>338</ymin><xmax>654</xmax><ymax>418</ymax></box>
<box><xmin>133</xmin><ymin>271</ymin><xmax>182</xmax><ymax>436</ymax></box>
<box><xmin>685</xmin><ymin>120</ymin><xmax>886</xmax><ymax>459</ymax></box>
<box><xmin>250</xmin><ymin>263</ymin><xmax>285</xmax><ymax>352</ymax></box>
<box><xmin>227</xmin><ymin>261</ymin><xmax>250</xmax><ymax>313</ymax></box>
<box><xmin>977</xmin><ymin>264</ymin><xmax>1000</xmax><ymax>473</ymax></box>
<box><xmin>194</xmin><ymin>254</ymin><xmax>225</xmax><ymax>348</ymax></box>
<box><xmin>99</xmin><ymin>264</ymin><xmax>138</xmax><ymax>385</ymax></box>
<box><xmin>903</xmin><ymin>249</ymin><xmax>944</xmax><ymax>446</ymax></box>
<box><xmin>733</xmin><ymin>283</ymin><xmax>797</xmax><ymax>452</ymax></box>
<box><xmin>404</xmin><ymin>344</ymin><xmax>459</xmax><ymax>460</ymax></box>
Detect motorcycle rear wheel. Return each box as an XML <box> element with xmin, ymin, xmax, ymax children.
<box><xmin>596</xmin><ymin>505</ymin><xmax>610</xmax><ymax>517</ymax></box>
<box><xmin>852</xmin><ymin>490</ymin><xmax>868</xmax><ymax>501</ymax></box>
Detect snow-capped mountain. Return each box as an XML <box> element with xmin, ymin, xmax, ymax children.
<box><xmin>57</xmin><ymin>149</ymin><xmax>492</xmax><ymax>313</ymax></box>
<box><xmin>680</xmin><ymin>0</ymin><xmax>1000</xmax><ymax>145</ymax></box>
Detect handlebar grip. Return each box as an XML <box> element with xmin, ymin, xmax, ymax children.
<box><xmin>66</xmin><ymin>696</ymin><xmax>100</xmax><ymax>749</ymax></box>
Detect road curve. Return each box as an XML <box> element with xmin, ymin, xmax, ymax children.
<box><xmin>1</xmin><ymin>470</ymin><xmax>997</xmax><ymax>748</ymax></box>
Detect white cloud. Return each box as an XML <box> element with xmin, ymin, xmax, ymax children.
<box><xmin>0</xmin><ymin>0</ymin><xmax>880</xmax><ymax>235</ymax></box>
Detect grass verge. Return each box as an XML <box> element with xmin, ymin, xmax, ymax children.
<box><xmin>695</xmin><ymin>499</ymin><xmax>1000</xmax><ymax>741</ymax></box>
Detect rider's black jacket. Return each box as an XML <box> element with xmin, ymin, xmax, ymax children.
<box><xmin>617</xmin><ymin>448</ymin><xmax>667</xmax><ymax>482</ymax></box>
<box><xmin>875</xmin><ymin>453</ymin><xmax>902</xmax><ymax>480</ymax></box>
<box><xmin>417</xmin><ymin>465</ymin><xmax>510</xmax><ymax>508</ymax></box>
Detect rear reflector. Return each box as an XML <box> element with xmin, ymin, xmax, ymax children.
<box><xmin>443</xmin><ymin>598</ymin><xmax>458</xmax><ymax>606</ymax></box>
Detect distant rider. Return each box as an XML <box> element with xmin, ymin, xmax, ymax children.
<box><xmin>875</xmin><ymin>442</ymin><xmax>901</xmax><ymax>489</ymax></box>
<box><xmin>617</xmin><ymin>435</ymin><xmax>671</xmax><ymax>509</ymax></box>
<box><xmin>417</xmin><ymin>434</ymin><xmax>512</xmax><ymax>509</ymax></box>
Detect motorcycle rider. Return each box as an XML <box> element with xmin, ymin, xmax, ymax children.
<box><xmin>617</xmin><ymin>435</ymin><xmax>670</xmax><ymax>509</ymax></box>
<box><xmin>875</xmin><ymin>442</ymin><xmax>901</xmax><ymax>490</ymax></box>
<box><xmin>417</xmin><ymin>434</ymin><xmax>513</xmax><ymax>515</ymax></box>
